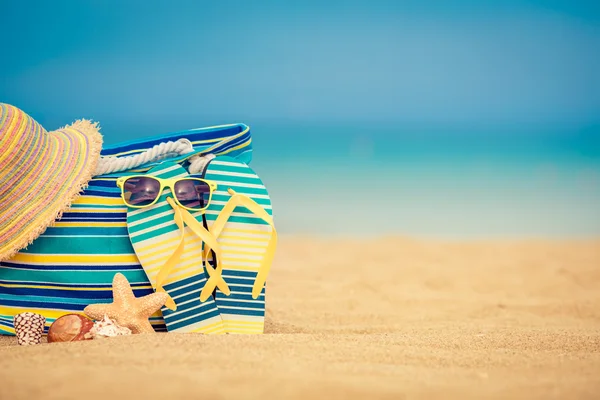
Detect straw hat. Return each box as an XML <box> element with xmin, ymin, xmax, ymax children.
<box><xmin>0</xmin><ymin>103</ymin><xmax>103</xmax><ymax>261</ymax></box>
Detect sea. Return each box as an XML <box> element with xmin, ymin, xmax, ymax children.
<box><xmin>105</xmin><ymin>121</ymin><xmax>600</xmax><ymax>239</ymax></box>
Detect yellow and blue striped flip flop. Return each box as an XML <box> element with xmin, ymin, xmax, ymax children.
<box><xmin>125</xmin><ymin>162</ymin><xmax>226</xmax><ymax>334</ymax></box>
<box><xmin>198</xmin><ymin>156</ymin><xmax>277</xmax><ymax>334</ymax></box>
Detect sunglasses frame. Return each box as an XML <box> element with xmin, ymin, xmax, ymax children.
<box><xmin>116</xmin><ymin>175</ymin><xmax>218</xmax><ymax>212</ymax></box>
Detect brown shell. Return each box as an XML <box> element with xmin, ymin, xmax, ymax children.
<box><xmin>48</xmin><ymin>314</ymin><xmax>94</xmax><ymax>343</ymax></box>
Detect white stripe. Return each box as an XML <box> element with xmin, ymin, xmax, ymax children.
<box><xmin>209</xmin><ymin>170</ymin><xmax>259</xmax><ymax>179</ymax></box>
<box><xmin>42</xmin><ymin>235</ymin><xmax>131</xmax><ymax>238</ymax></box>
<box><xmin>218</xmin><ymin>298</ymin><xmax>265</xmax><ymax>304</ymax></box>
<box><xmin>210</xmin><ymin>200</ymin><xmax>272</xmax><ymax>210</ymax></box>
<box><xmin>218</xmin><ymin>305</ymin><xmax>264</xmax><ymax>311</ymax></box>
<box><xmin>223</xmin><ymin>276</ymin><xmax>256</xmax><ymax>282</ymax></box>
<box><xmin>129</xmin><ymin>218</ymin><xmax>178</xmax><ymax>238</ymax></box>
<box><xmin>169</xmin><ymin>280</ymin><xmax>205</xmax><ymax>299</ymax></box>
<box><xmin>221</xmin><ymin>245</ymin><xmax>266</xmax><ymax>254</ymax></box>
<box><xmin>222</xmin><ymin>260</ymin><xmax>261</xmax><ymax>268</ymax></box>
<box><xmin>212</xmin><ymin>180</ymin><xmax>265</xmax><ymax>189</ymax></box>
<box><xmin>210</xmin><ymin>160</ymin><xmax>247</xmax><ymax>167</ymax></box>
<box><xmin>213</xmin><ymin>190</ymin><xmax>270</xmax><ymax>200</ymax></box>
<box><xmin>205</xmin><ymin>210</ymin><xmax>268</xmax><ymax>220</ymax></box>
<box><xmin>215</xmin><ymin>228</ymin><xmax>272</xmax><ymax>238</ymax></box>
<box><xmin>217</xmin><ymin>237</ymin><xmax>270</xmax><ymax>246</ymax></box>
<box><xmin>128</xmin><ymin>209</ymin><xmax>174</xmax><ymax>228</ymax></box>
<box><xmin>128</xmin><ymin>200</ymin><xmax>169</xmax><ymax>217</ymax></box>
<box><xmin>164</xmin><ymin>301</ymin><xmax>217</xmax><ymax>320</ymax></box>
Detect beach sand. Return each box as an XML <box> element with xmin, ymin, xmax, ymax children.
<box><xmin>1</xmin><ymin>236</ymin><xmax>599</xmax><ymax>399</ymax></box>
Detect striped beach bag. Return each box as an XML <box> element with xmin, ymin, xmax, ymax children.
<box><xmin>0</xmin><ymin>124</ymin><xmax>276</xmax><ymax>335</ymax></box>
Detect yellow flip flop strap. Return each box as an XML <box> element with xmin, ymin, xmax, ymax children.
<box><xmin>155</xmin><ymin>197</ymin><xmax>230</xmax><ymax>310</ymax></box>
<box><xmin>154</xmin><ymin>197</ymin><xmax>185</xmax><ymax>311</ymax></box>
<box><xmin>203</xmin><ymin>188</ymin><xmax>277</xmax><ymax>299</ymax></box>
<box><xmin>177</xmin><ymin>206</ymin><xmax>231</xmax><ymax>301</ymax></box>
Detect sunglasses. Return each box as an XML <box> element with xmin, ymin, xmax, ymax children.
<box><xmin>116</xmin><ymin>175</ymin><xmax>217</xmax><ymax>211</ymax></box>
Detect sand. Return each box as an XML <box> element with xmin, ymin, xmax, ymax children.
<box><xmin>1</xmin><ymin>236</ymin><xmax>599</xmax><ymax>399</ymax></box>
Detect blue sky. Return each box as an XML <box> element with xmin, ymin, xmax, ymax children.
<box><xmin>1</xmin><ymin>0</ymin><xmax>599</xmax><ymax>139</ymax></box>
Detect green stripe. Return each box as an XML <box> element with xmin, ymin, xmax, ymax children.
<box><xmin>208</xmin><ymin>161</ymin><xmax>252</xmax><ymax>173</ymax></box>
<box><xmin>20</xmin><ymin>236</ymin><xmax>134</xmax><ymax>255</ymax></box>
<box><xmin>129</xmin><ymin>212</ymin><xmax>179</xmax><ymax>236</ymax></box>
<box><xmin>204</xmin><ymin>156</ymin><xmax>273</xmax><ymax>224</ymax></box>
<box><xmin>211</xmin><ymin>193</ymin><xmax>271</xmax><ymax>207</ymax></box>
<box><xmin>0</xmin><ymin>269</ymin><xmax>147</xmax><ymax>285</ymax></box>
<box><xmin>206</xmin><ymin>172</ymin><xmax>262</xmax><ymax>185</ymax></box>
<box><xmin>213</xmin><ymin>185</ymin><xmax>268</xmax><ymax>196</ymax></box>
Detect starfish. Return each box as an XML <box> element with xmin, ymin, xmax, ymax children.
<box><xmin>84</xmin><ymin>273</ymin><xmax>168</xmax><ymax>334</ymax></box>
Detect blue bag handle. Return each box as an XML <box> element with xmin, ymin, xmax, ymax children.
<box><xmin>94</xmin><ymin>123</ymin><xmax>252</xmax><ymax>177</ymax></box>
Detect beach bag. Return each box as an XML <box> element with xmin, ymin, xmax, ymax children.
<box><xmin>0</xmin><ymin>124</ymin><xmax>276</xmax><ymax>335</ymax></box>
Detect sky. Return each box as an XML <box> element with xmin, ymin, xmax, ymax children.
<box><xmin>0</xmin><ymin>0</ymin><xmax>599</xmax><ymax>135</ymax></box>
<box><xmin>1</xmin><ymin>0</ymin><xmax>599</xmax><ymax>238</ymax></box>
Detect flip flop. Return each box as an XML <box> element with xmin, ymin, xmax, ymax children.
<box><xmin>198</xmin><ymin>156</ymin><xmax>277</xmax><ymax>334</ymax></box>
<box><xmin>125</xmin><ymin>162</ymin><xmax>226</xmax><ymax>333</ymax></box>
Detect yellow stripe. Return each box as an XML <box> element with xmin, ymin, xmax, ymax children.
<box><xmin>53</xmin><ymin>221</ymin><xmax>126</xmax><ymax>227</ymax></box>
<box><xmin>0</xmin><ymin>283</ymin><xmax>151</xmax><ymax>291</ymax></box>
<box><xmin>219</xmin><ymin>247</ymin><xmax>268</xmax><ymax>256</ymax></box>
<box><xmin>218</xmin><ymin>227</ymin><xmax>272</xmax><ymax>236</ymax></box>
<box><xmin>222</xmin><ymin>319</ymin><xmax>264</xmax><ymax>326</ymax></box>
<box><xmin>136</xmin><ymin>232</ymin><xmax>201</xmax><ymax>255</ymax></box>
<box><xmin>73</xmin><ymin>196</ymin><xmax>125</xmax><ymax>206</ymax></box>
<box><xmin>217</xmin><ymin>138</ymin><xmax>252</xmax><ymax>157</ymax></box>
<box><xmin>66</xmin><ymin>207</ymin><xmax>125</xmax><ymax>213</ymax></box>
<box><xmin>0</xmin><ymin>105</ymin><xmax>30</xmax><ymax>166</ymax></box>
<box><xmin>0</xmin><ymin>306</ymin><xmax>87</xmax><ymax>320</ymax></box>
<box><xmin>10</xmin><ymin>253</ymin><xmax>139</xmax><ymax>263</ymax></box>
<box><xmin>217</xmin><ymin>234</ymin><xmax>271</xmax><ymax>243</ymax></box>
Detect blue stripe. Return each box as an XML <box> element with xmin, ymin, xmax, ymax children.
<box><xmin>0</xmin><ymin>299</ymin><xmax>89</xmax><ymax>311</ymax></box>
<box><xmin>0</xmin><ymin>286</ymin><xmax>154</xmax><ymax>299</ymax></box>
<box><xmin>214</xmin><ymin>277</ymin><xmax>257</xmax><ymax>286</ymax></box>
<box><xmin>82</xmin><ymin>190</ymin><xmax>121</xmax><ymax>197</ymax></box>
<box><xmin>219</xmin><ymin>292</ymin><xmax>265</xmax><ymax>301</ymax></box>
<box><xmin>87</xmin><ymin>180</ymin><xmax>118</xmax><ymax>187</ymax></box>
<box><xmin>0</xmin><ymin>280</ymin><xmax>149</xmax><ymax>289</ymax></box>
<box><xmin>0</xmin><ymin>262</ymin><xmax>142</xmax><ymax>271</ymax></box>
<box><xmin>0</xmin><ymin>319</ymin><xmax>14</xmax><ymax>328</ymax></box>
<box><xmin>101</xmin><ymin>125</ymin><xmax>248</xmax><ymax>156</ymax></box>
<box><xmin>215</xmin><ymin>299</ymin><xmax>265</xmax><ymax>309</ymax></box>
<box><xmin>165</xmin><ymin>309</ymin><xmax>222</xmax><ymax>331</ymax></box>
<box><xmin>162</xmin><ymin>274</ymin><xmax>206</xmax><ymax>292</ymax></box>
<box><xmin>60</xmin><ymin>212</ymin><xmax>125</xmax><ymax>218</ymax></box>
<box><xmin>222</xmin><ymin>270</ymin><xmax>259</xmax><ymax>278</ymax></box>
<box><xmin>162</xmin><ymin>301</ymin><xmax>219</xmax><ymax>322</ymax></box>
<box><xmin>0</xmin><ymin>294</ymin><xmax>100</xmax><ymax>305</ymax></box>
<box><xmin>217</xmin><ymin>307</ymin><xmax>265</xmax><ymax>317</ymax></box>
<box><xmin>57</xmin><ymin>217</ymin><xmax>126</xmax><ymax>223</ymax></box>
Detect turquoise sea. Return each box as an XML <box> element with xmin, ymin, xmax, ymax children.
<box><xmin>107</xmin><ymin>122</ymin><xmax>600</xmax><ymax>239</ymax></box>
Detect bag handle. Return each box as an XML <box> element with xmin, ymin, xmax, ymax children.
<box><xmin>94</xmin><ymin>138</ymin><xmax>198</xmax><ymax>176</ymax></box>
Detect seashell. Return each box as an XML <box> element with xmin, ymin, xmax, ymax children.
<box><xmin>86</xmin><ymin>315</ymin><xmax>132</xmax><ymax>339</ymax></box>
<box><xmin>13</xmin><ymin>312</ymin><xmax>46</xmax><ymax>346</ymax></box>
<box><xmin>48</xmin><ymin>314</ymin><xmax>94</xmax><ymax>343</ymax></box>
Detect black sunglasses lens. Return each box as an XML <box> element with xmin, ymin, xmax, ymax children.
<box><xmin>174</xmin><ymin>179</ymin><xmax>211</xmax><ymax>210</ymax></box>
<box><xmin>123</xmin><ymin>177</ymin><xmax>161</xmax><ymax>207</ymax></box>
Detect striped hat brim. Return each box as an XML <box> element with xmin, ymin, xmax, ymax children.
<box><xmin>0</xmin><ymin>118</ymin><xmax>103</xmax><ymax>261</ymax></box>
